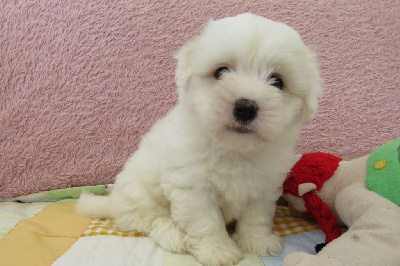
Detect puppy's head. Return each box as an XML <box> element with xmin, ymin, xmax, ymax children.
<box><xmin>175</xmin><ymin>13</ymin><xmax>322</xmax><ymax>152</ymax></box>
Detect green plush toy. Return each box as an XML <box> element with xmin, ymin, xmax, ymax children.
<box><xmin>366</xmin><ymin>138</ymin><xmax>400</xmax><ymax>206</ymax></box>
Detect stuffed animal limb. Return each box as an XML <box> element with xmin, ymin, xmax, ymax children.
<box><xmin>284</xmin><ymin>181</ymin><xmax>400</xmax><ymax>266</ymax></box>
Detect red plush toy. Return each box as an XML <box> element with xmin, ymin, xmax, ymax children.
<box><xmin>283</xmin><ymin>152</ymin><xmax>343</xmax><ymax>251</ymax></box>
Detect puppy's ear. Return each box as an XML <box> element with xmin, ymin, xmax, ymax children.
<box><xmin>301</xmin><ymin>53</ymin><xmax>323</xmax><ymax>120</ymax></box>
<box><xmin>303</xmin><ymin>94</ymin><xmax>320</xmax><ymax>120</ymax></box>
<box><xmin>174</xmin><ymin>39</ymin><xmax>198</xmax><ymax>89</ymax></box>
<box><xmin>175</xmin><ymin>20</ymin><xmax>214</xmax><ymax>89</ymax></box>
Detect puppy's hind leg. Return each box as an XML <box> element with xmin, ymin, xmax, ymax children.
<box><xmin>150</xmin><ymin>215</ymin><xmax>186</xmax><ymax>254</ymax></box>
<box><xmin>113</xmin><ymin>183</ymin><xmax>186</xmax><ymax>253</ymax></box>
<box><xmin>118</xmin><ymin>195</ymin><xmax>186</xmax><ymax>253</ymax></box>
<box><xmin>76</xmin><ymin>180</ymin><xmax>186</xmax><ymax>253</ymax></box>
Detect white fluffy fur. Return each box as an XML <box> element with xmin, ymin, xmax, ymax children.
<box><xmin>76</xmin><ymin>13</ymin><xmax>322</xmax><ymax>266</ymax></box>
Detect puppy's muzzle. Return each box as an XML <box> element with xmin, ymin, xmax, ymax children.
<box><xmin>233</xmin><ymin>99</ymin><xmax>258</xmax><ymax>124</ymax></box>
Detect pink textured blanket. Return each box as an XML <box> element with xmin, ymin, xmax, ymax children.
<box><xmin>1</xmin><ymin>0</ymin><xmax>399</xmax><ymax>198</ymax></box>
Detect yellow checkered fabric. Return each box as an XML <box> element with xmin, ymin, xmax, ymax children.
<box><xmin>273</xmin><ymin>206</ymin><xmax>320</xmax><ymax>237</ymax></box>
<box><xmin>82</xmin><ymin>206</ymin><xmax>320</xmax><ymax>238</ymax></box>
<box><xmin>82</xmin><ymin>218</ymin><xmax>146</xmax><ymax>237</ymax></box>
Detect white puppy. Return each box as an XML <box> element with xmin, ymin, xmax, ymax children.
<box><xmin>76</xmin><ymin>13</ymin><xmax>322</xmax><ymax>266</ymax></box>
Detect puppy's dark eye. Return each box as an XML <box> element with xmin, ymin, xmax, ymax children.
<box><xmin>269</xmin><ymin>74</ymin><xmax>283</xmax><ymax>90</ymax></box>
<box><xmin>214</xmin><ymin>66</ymin><xmax>230</xmax><ymax>79</ymax></box>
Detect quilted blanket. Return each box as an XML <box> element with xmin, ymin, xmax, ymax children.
<box><xmin>0</xmin><ymin>186</ymin><xmax>324</xmax><ymax>266</ymax></box>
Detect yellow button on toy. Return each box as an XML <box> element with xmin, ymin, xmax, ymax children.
<box><xmin>374</xmin><ymin>160</ymin><xmax>387</xmax><ymax>170</ymax></box>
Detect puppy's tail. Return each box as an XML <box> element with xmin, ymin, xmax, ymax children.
<box><xmin>75</xmin><ymin>190</ymin><xmax>111</xmax><ymax>218</ymax></box>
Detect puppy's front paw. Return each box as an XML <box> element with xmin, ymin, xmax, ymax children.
<box><xmin>194</xmin><ymin>242</ymin><xmax>243</xmax><ymax>266</ymax></box>
<box><xmin>185</xmin><ymin>235</ymin><xmax>243</xmax><ymax>266</ymax></box>
<box><xmin>235</xmin><ymin>233</ymin><xmax>282</xmax><ymax>257</ymax></box>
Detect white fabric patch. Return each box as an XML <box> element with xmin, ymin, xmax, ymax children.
<box><xmin>53</xmin><ymin>235</ymin><xmax>164</xmax><ymax>266</ymax></box>
<box><xmin>0</xmin><ymin>202</ymin><xmax>50</xmax><ymax>239</ymax></box>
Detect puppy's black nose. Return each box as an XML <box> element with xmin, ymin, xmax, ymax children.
<box><xmin>233</xmin><ymin>99</ymin><xmax>258</xmax><ymax>124</ymax></box>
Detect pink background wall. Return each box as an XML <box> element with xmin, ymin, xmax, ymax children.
<box><xmin>1</xmin><ymin>0</ymin><xmax>399</xmax><ymax>198</ymax></box>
